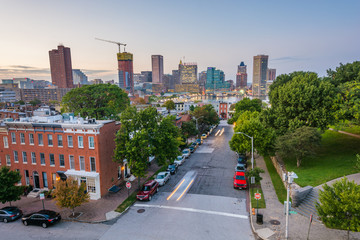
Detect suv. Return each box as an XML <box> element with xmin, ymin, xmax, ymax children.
<box><xmin>235</xmin><ymin>163</ymin><xmax>246</xmax><ymax>172</ymax></box>
<box><xmin>136</xmin><ymin>180</ymin><xmax>159</xmax><ymax>201</ymax></box>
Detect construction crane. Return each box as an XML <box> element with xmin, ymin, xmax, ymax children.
<box><xmin>95</xmin><ymin>38</ymin><xmax>127</xmax><ymax>53</ymax></box>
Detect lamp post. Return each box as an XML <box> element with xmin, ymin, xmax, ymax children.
<box><xmin>194</xmin><ymin>116</ymin><xmax>204</xmax><ymax>134</ymax></box>
<box><xmin>284</xmin><ymin>171</ymin><xmax>298</xmax><ymax>239</ymax></box>
<box><xmin>235</xmin><ymin>132</ymin><xmax>254</xmax><ymax>169</ymax></box>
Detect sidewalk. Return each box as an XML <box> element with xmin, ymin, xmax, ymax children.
<box><xmin>251</xmin><ymin>155</ymin><xmax>360</xmax><ymax>240</ymax></box>
<box><xmin>0</xmin><ymin>163</ymin><xmax>160</xmax><ymax>222</ymax></box>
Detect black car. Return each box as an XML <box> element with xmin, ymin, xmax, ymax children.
<box><xmin>167</xmin><ymin>163</ymin><xmax>178</xmax><ymax>175</ymax></box>
<box><xmin>189</xmin><ymin>146</ymin><xmax>195</xmax><ymax>153</ymax></box>
<box><xmin>0</xmin><ymin>207</ymin><xmax>23</xmax><ymax>223</ymax></box>
<box><xmin>22</xmin><ymin>210</ymin><xmax>61</xmax><ymax>228</ymax></box>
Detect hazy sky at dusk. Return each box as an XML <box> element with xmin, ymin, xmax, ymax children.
<box><xmin>0</xmin><ymin>0</ymin><xmax>359</xmax><ymax>82</ymax></box>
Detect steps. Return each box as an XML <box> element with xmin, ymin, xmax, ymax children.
<box><xmin>294</xmin><ymin>188</ymin><xmax>321</xmax><ymax>223</ymax></box>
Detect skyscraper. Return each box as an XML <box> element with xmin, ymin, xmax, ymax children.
<box><xmin>49</xmin><ymin>45</ymin><xmax>74</xmax><ymax>88</ymax></box>
<box><xmin>118</xmin><ymin>52</ymin><xmax>134</xmax><ymax>93</ymax></box>
<box><xmin>179</xmin><ymin>61</ymin><xmax>197</xmax><ymax>84</ymax></box>
<box><xmin>151</xmin><ymin>55</ymin><xmax>164</xmax><ymax>84</ymax></box>
<box><xmin>205</xmin><ymin>67</ymin><xmax>230</xmax><ymax>91</ymax></box>
<box><xmin>267</xmin><ymin>68</ymin><xmax>276</xmax><ymax>81</ymax></box>
<box><xmin>199</xmin><ymin>71</ymin><xmax>207</xmax><ymax>86</ymax></box>
<box><xmin>72</xmin><ymin>69</ymin><xmax>88</xmax><ymax>85</ymax></box>
<box><xmin>172</xmin><ymin>70</ymin><xmax>180</xmax><ymax>85</ymax></box>
<box><xmin>252</xmin><ymin>55</ymin><xmax>268</xmax><ymax>98</ymax></box>
<box><xmin>236</xmin><ymin>61</ymin><xmax>247</xmax><ymax>89</ymax></box>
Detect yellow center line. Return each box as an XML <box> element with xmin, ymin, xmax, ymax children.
<box><xmin>176</xmin><ymin>179</ymin><xmax>194</xmax><ymax>201</ymax></box>
<box><xmin>167</xmin><ymin>179</ymin><xmax>185</xmax><ymax>200</ymax></box>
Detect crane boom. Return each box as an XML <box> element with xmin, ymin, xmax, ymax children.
<box><xmin>95</xmin><ymin>37</ymin><xmax>127</xmax><ymax>53</ymax></box>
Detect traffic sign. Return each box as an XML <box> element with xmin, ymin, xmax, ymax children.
<box><xmin>255</xmin><ymin>193</ymin><xmax>261</xmax><ymax>199</ymax></box>
<box><xmin>251</xmin><ymin>177</ymin><xmax>255</xmax><ymax>184</ymax></box>
<box><xmin>126</xmin><ymin>181</ymin><xmax>131</xmax><ymax>189</ymax></box>
<box><xmin>39</xmin><ymin>193</ymin><xmax>45</xmax><ymax>200</ymax></box>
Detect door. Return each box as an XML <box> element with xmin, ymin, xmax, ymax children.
<box><xmin>33</xmin><ymin>171</ymin><xmax>40</xmax><ymax>189</ymax></box>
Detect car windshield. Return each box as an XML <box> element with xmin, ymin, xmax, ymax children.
<box><xmin>183</xmin><ymin>150</ymin><xmax>189</xmax><ymax>154</ymax></box>
<box><xmin>177</xmin><ymin>156</ymin><xmax>183</xmax><ymax>160</ymax></box>
<box><xmin>236</xmin><ymin>166</ymin><xmax>244</xmax><ymax>170</ymax></box>
<box><xmin>236</xmin><ymin>175</ymin><xmax>245</xmax><ymax>180</ymax></box>
<box><xmin>168</xmin><ymin>165</ymin><xmax>175</xmax><ymax>169</ymax></box>
<box><xmin>156</xmin><ymin>174</ymin><xmax>165</xmax><ymax>179</ymax></box>
<box><xmin>142</xmin><ymin>186</ymin><xmax>151</xmax><ymax>191</ymax></box>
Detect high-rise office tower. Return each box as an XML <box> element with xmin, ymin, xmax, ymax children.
<box><xmin>151</xmin><ymin>55</ymin><xmax>164</xmax><ymax>84</ymax></box>
<box><xmin>267</xmin><ymin>68</ymin><xmax>276</xmax><ymax>81</ymax></box>
<box><xmin>236</xmin><ymin>61</ymin><xmax>247</xmax><ymax>89</ymax></box>
<box><xmin>179</xmin><ymin>61</ymin><xmax>197</xmax><ymax>84</ymax></box>
<box><xmin>49</xmin><ymin>45</ymin><xmax>74</xmax><ymax>88</ymax></box>
<box><xmin>118</xmin><ymin>52</ymin><xmax>134</xmax><ymax>93</ymax></box>
<box><xmin>199</xmin><ymin>71</ymin><xmax>207</xmax><ymax>86</ymax></box>
<box><xmin>172</xmin><ymin>70</ymin><xmax>180</xmax><ymax>85</ymax></box>
<box><xmin>72</xmin><ymin>69</ymin><xmax>88</xmax><ymax>85</ymax></box>
<box><xmin>205</xmin><ymin>67</ymin><xmax>230</xmax><ymax>91</ymax></box>
<box><xmin>252</xmin><ymin>55</ymin><xmax>268</xmax><ymax>98</ymax></box>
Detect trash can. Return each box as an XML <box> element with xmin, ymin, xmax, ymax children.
<box><xmin>256</xmin><ymin>213</ymin><xmax>263</xmax><ymax>225</ymax></box>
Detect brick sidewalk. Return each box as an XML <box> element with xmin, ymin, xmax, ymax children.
<box><xmin>0</xmin><ymin>163</ymin><xmax>161</xmax><ymax>222</ymax></box>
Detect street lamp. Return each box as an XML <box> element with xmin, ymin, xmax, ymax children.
<box><xmin>284</xmin><ymin>171</ymin><xmax>298</xmax><ymax>239</ymax></box>
<box><xmin>235</xmin><ymin>132</ymin><xmax>254</xmax><ymax>169</ymax></box>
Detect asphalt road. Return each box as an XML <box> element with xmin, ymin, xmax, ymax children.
<box><xmin>100</xmin><ymin>120</ymin><xmax>254</xmax><ymax>240</ymax></box>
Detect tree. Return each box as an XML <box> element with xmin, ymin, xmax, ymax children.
<box><xmin>245</xmin><ymin>167</ymin><xmax>265</xmax><ymax>184</ymax></box>
<box><xmin>181</xmin><ymin>120</ymin><xmax>198</xmax><ymax>143</ymax></box>
<box><xmin>229</xmin><ymin>111</ymin><xmax>276</xmax><ymax>156</ymax></box>
<box><xmin>29</xmin><ymin>98</ymin><xmax>41</xmax><ymax>106</ymax></box>
<box><xmin>228</xmin><ymin>98</ymin><xmax>262</xmax><ymax>124</ymax></box>
<box><xmin>189</xmin><ymin>105</ymin><xmax>195</xmax><ymax>112</ymax></box>
<box><xmin>335</xmin><ymin>80</ymin><xmax>360</xmax><ymax>124</ymax></box>
<box><xmin>163</xmin><ymin>100</ymin><xmax>175</xmax><ymax>113</ymax></box>
<box><xmin>316</xmin><ymin>177</ymin><xmax>360</xmax><ymax>239</ymax></box>
<box><xmin>355</xmin><ymin>154</ymin><xmax>360</xmax><ymax>171</ymax></box>
<box><xmin>61</xmin><ymin>84</ymin><xmax>129</xmax><ymax>120</ymax></box>
<box><xmin>264</xmin><ymin>72</ymin><xmax>336</xmax><ymax>135</ymax></box>
<box><xmin>276</xmin><ymin>126</ymin><xmax>321</xmax><ymax>168</ymax></box>
<box><xmin>132</xmin><ymin>97</ymin><xmax>146</xmax><ymax>105</ymax></box>
<box><xmin>191</xmin><ymin>104</ymin><xmax>219</xmax><ymax>134</ymax></box>
<box><xmin>0</xmin><ymin>167</ymin><xmax>23</xmax><ymax>206</ymax></box>
<box><xmin>53</xmin><ymin>177</ymin><xmax>89</xmax><ymax>217</ymax></box>
<box><xmin>327</xmin><ymin>61</ymin><xmax>360</xmax><ymax>87</ymax></box>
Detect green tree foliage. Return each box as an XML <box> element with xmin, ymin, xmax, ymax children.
<box><xmin>228</xmin><ymin>98</ymin><xmax>262</xmax><ymax>124</ymax></box>
<box><xmin>163</xmin><ymin>100</ymin><xmax>175</xmax><ymax>113</ymax></box>
<box><xmin>355</xmin><ymin>154</ymin><xmax>360</xmax><ymax>171</ymax></box>
<box><xmin>229</xmin><ymin>111</ymin><xmax>276</xmax><ymax>156</ymax></box>
<box><xmin>327</xmin><ymin>61</ymin><xmax>360</xmax><ymax>87</ymax></box>
<box><xmin>15</xmin><ymin>100</ymin><xmax>25</xmax><ymax>105</ymax></box>
<box><xmin>189</xmin><ymin>105</ymin><xmax>195</xmax><ymax>112</ymax></box>
<box><xmin>0</xmin><ymin>167</ymin><xmax>23</xmax><ymax>205</ymax></box>
<box><xmin>181</xmin><ymin>120</ymin><xmax>198</xmax><ymax>143</ymax></box>
<box><xmin>264</xmin><ymin>72</ymin><xmax>336</xmax><ymax>135</ymax></box>
<box><xmin>61</xmin><ymin>84</ymin><xmax>129</xmax><ymax>120</ymax></box>
<box><xmin>191</xmin><ymin>104</ymin><xmax>219</xmax><ymax>134</ymax></box>
<box><xmin>29</xmin><ymin>98</ymin><xmax>41</xmax><ymax>106</ymax></box>
<box><xmin>53</xmin><ymin>177</ymin><xmax>89</xmax><ymax>216</ymax></box>
<box><xmin>316</xmin><ymin>177</ymin><xmax>360</xmax><ymax>237</ymax></box>
<box><xmin>276</xmin><ymin>126</ymin><xmax>321</xmax><ymax>168</ymax></box>
<box><xmin>245</xmin><ymin>167</ymin><xmax>265</xmax><ymax>184</ymax></box>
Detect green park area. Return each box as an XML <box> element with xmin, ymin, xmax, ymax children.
<box><xmin>282</xmin><ymin>130</ymin><xmax>360</xmax><ymax>187</ymax></box>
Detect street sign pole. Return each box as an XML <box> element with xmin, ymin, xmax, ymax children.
<box><xmin>307</xmin><ymin>214</ymin><xmax>313</xmax><ymax>240</ymax></box>
<box><xmin>126</xmin><ymin>181</ymin><xmax>131</xmax><ymax>198</ymax></box>
<box><xmin>39</xmin><ymin>193</ymin><xmax>45</xmax><ymax>210</ymax></box>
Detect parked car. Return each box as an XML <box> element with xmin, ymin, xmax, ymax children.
<box><xmin>136</xmin><ymin>180</ymin><xmax>159</xmax><ymax>201</ymax></box>
<box><xmin>0</xmin><ymin>207</ymin><xmax>22</xmax><ymax>223</ymax></box>
<box><xmin>182</xmin><ymin>149</ymin><xmax>191</xmax><ymax>158</ymax></box>
<box><xmin>167</xmin><ymin>163</ymin><xmax>178</xmax><ymax>175</ymax></box>
<box><xmin>233</xmin><ymin>171</ymin><xmax>247</xmax><ymax>189</ymax></box>
<box><xmin>201</xmin><ymin>133</ymin><xmax>207</xmax><ymax>139</ymax></box>
<box><xmin>235</xmin><ymin>163</ymin><xmax>246</xmax><ymax>172</ymax></box>
<box><xmin>237</xmin><ymin>155</ymin><xmax>247</xmax><ymax>168</ymax></box>
<box><xmin>196</xmin><ymin>138</ymin><xmax>203</xmax><ymax>145</ymax></box>
<box><xmin>189</xmin><ymin>146</ymin><xmax>195</xmax><ymax>153</ymax></box>
<box><xmin>155</xmin><ymin>171</ymin><xmax>171</xmax><ymax>186</ymax></box>
<box><xmin>174</xmin><ymin>155</ymin><xmax>185</xmax><ymax>165</ymax></box>
<box><xmin>191</xmin><ymin>142</ymin><xmax>198</xmax><ymax>148</ymax></box>
<box><xmin>22</xmin><ymin>210</ymin><xmax>61</xmax><ymax>228</ymax></box>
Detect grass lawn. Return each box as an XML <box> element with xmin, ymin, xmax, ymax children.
<box><xmin>250</xmin><ymin>187</ymin><xmax>266</xmax><ymax>208</ymax></box>
<box><xmin>341</xmin><ymin>125</ymin><xmax>360</xmax><ymax>135</ymax></box>
<box><xmin>283</xmin><ymin>130</ymin><xmax>360</xmax><ymax>187</ymax></box>
<box><xmin>263</xmin><ymin>156</ymin><xmax>288</xmax><ymax>203</ymax></box>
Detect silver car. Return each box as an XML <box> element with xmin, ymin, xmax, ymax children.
<box><xmin>174</xmin><ymin>155</ymin><xmax>185</xmax><ymax>165</ymax></box>
<box><xmin>155</xmin><ymin>171</ymin><xmax>171</xmax><ymax>186</ymax></box>
<box><xmin>182</xmin><ymin>149</ymin><xmax>191</xmax><ymax>158</ymax></box>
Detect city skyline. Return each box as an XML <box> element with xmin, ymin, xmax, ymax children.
<box><xmin>0</xmin><ymin>0</ymin><xmax>359</xmax><ymax>82</ymax></box>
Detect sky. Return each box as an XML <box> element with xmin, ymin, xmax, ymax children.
<box><xmin>0</xmin><ymin>0</ymin><xmax>359</xmax><ymax>83</ymax></box>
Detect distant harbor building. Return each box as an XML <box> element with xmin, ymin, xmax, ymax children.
<box><xmin>118</xmin><ymin>52</ymin><xmax>134</xmax><ymax>93</ymax></box>
<box><xmin>179</xmin><ymin>61</ymin><xmax>197</xmax><ymax>84</ymax></box>
<box><xmin>49</xmin><ymin>45</ymin><xmax>74</xmax><ymax>89</ymax></box>
<box><xmin>199</xmin><ymin>71</ymin><xmax>207</xmax><ymax>86</ymax></box>
<box><xmin>151</xmin><ymin>55</ymin><xmax>164</xmax><ymax>84</ymax></box>
<box><xmin>205</xmin><ymin>67</ymin><xmax>230</xmax><ymax>91</ymax></box>
<box><xmin>172</xmin><ymin>70</ymin><xmax>180</xmax><ymax>85</ymax></box>
<box><xmin>2</xmin><ymin>78</ymin><xmax>34</xmax><ymax>89</ymax></box>
<box><xmin>72</xmin><ymin>69</ymin><xmax>88</xmax><ymax>85</ymax></box>
<box><xmin>236</xmin><ymin>62</ymin><xmax>247</xmax><ymax>89</ymax></box>
<box><xmin>267</xmin><ymin>68</ymin><xmax>276</xmax><ymax>81</ymax></box>
<box><xmin>252</xmin><ymin>55</ymin><xmax>268</xmax><ymax>98</ymax></box>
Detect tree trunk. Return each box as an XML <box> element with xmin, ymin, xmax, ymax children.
<box><xmin>297</xmin><ymin>157</ymin><xmax>301</xmax><ymax>168</ymax></box>
<box><xmin>9</xmin><ymin>201</ymin><xmax>12</xmax><ymax>206</ymax></box>
<box><xmin>72</xmin><ymin>208</ymin><xmax>75</xmax><ymax>217</ymax></box>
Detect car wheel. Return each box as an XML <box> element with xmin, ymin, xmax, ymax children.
<box><xmin>42</xmin><ymin>222</ymin><xmax>48</xmax><ymax>228</ymax></box>
<box><xmin>23</xmin><ymin>220</ymin><xmax>28</xmax><ymax>226</ymax></box>
<box><xmin>148</xmin><ymin>195</ymin><xmax>152</xmax><ymax>201</ymax></box>
<box><xmin>3</xmin><ymin>218</ymin><xmax>8</xmax><ymax>223</ymax></box>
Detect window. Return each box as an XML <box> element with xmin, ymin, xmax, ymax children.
<box><xmin>20</xmin><ymin>133</ymin><xmax>25</xmax><ymax>144</ymax></box>
<box><xmin>3</xmin><ymin>136</ymin><xmax>8</xmax><ymax>148</ymax></box>
<box><xmin>6</xmin><ymin>155</ymin><xmax>11</xmax><ymax>166</ymax></box>
<box><xmin>68</xmin><ymin>136</ymin><xmax>73</xmax><ymax>147</ymax></box>
<box><xmin>78</xmin><ymin>136</ymin><xmax>84</xmax><ymax>148</ymax></box>
<box><xmin>90</xmin><ymin>157</ymin><xmax>96</xmax><ymax>172</ymax></box>
<box><xmin>48</xmin><ymin>134</ymin><xmax>53</xmax><ymax>146</ymax></box>
<box><xmin>11</xmin><ymin>132</ymin><xmax>16</xmax><ymax>144</ymax></box>
<box><xmin>79</xmin><ymin>156</ymin><xmax>85</xmax><ymax>171</ymax></box>
<box><xmin>49</xmin><ymin>154</ymin><xmax>55</xmax><ymax>166</ymax></box>
<box><xmin>40</xmin><ymin>153</ymin><xmax>45</xmax><ymax>165</ymax></box>
<box><xmin>57</xmin><ymin>135</ymin><xmax>63</xmax><ymax>147</ymax></box>
<box><xmin>42</xmin><ymin>172</ymin><xmax>48</xmax><ymax>188</ymax></box>
<box><xmin>69</xmin><ymin>155</ymin><xmax>75</xmax><ymax>169</ymax></box>
<box><xmin>59</xmin><ymin>154</ymin><xmax>65</xmax><ymax>167</ymax></box>
<box><xmin>16</xmin><ymin>169</ymin><xmax>21</xmax><ymax>184</ymax></box>
<box><xmin>87</xmin><ymin>178</ymin><xmax>96</xmax><ymax>193</ymax></box>
<box><xmin>31</xmin><ymin>152</ymin><xmax>36</xmax><ymax>164</ymax></box>
<box><xmin>29</xmin><ymin>133</ymin><xmax>34</xmax><ymax>145</ymax></box>
<box><xmin>22</xmin><ymin>152</ymin><xmax>27</xmax><ymax>163</ymax></box>
<box><xmin>13</xmin><ymin>151</ymin><xmax>19</xmax><ymax>163</ymax></box>
<box><xmin>38</xmin><ymin>134</ymin><xmax>43</xmax><ymax>146</ymax></box>
<box><xmin>24</xmin><ymin>170</ymin><xmax>30</xmax><ymax>185</ymax></box>
<box><xmin>89</xmin><ymin>136</ymin><xmax>95</xmax><ymax>149</ymax></box>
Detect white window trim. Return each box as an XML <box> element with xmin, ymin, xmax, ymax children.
<box><xmin>6</xmin><ymin>155</ymin><xmax>11</xmax><ymax>166</ymax></box>
<box><xmin>88</xmin><ymin>136</ymin><xmax>95</xmax><ymax>149</ymax></box>
<box><xmin>29</xmin><ymin>133</ymin><xmax>34</xmax><ymax>145</ymax></box>
<box><xmin>78</xmin><ymin>136</ymin><xmax>84</xmax><ymax>148</ymax></box>
<box><xmin>68</xmin><ymin>136</ymin><xmax>73</xmax><ymax>148</ymax></box>
<box><xmin>79</xmin><ymin>156</ymin><xmax>85</xmax><ymax>171</ymax></box>
<box><xmin>90</xmin><ymin>157</ymin><xmax>96</xmax><ymax>172</ymax></box>
<box><xmin>20</xmin><ymin>133</ymin><xmax>25</xmax><ymax>145</ymax></box>
<box><xmin>3</xmin><ymin>136</ymin><xmax>9</xmax><ymax>148</ymax></box>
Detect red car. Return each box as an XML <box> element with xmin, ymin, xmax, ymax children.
<box><xmin>136</xmin><ymin>180</ymin><xmax>159</xmax><ymax>201</ymax></box>
<box><xmin>233</xmin><ymin>171</ymin><xmax>247</xmax><ymax>189</ymax></box>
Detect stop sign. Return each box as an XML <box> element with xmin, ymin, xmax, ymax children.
<box><xmin>255</xmin><ymin>193</ymin><xmax>261</xmax><ymax>199</ymax></box>
<box><xmin>126</xmin><ymin>181</ymin><xmax>131</xmax><ymax>189</ymax></box>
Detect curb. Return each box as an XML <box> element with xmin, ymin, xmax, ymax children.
<box><xmin>248</xmin><ymin>188</ymin><xmax>264</xmax><ymax>240</ymax></box>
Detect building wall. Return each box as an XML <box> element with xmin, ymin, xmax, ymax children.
<box><xmin>179</xmin><ymin>62</ymin><xmax>197</xmax><ymax>84</ymax></box>
<box><xmin>49</xmin><ymin>45</ymin><xmax>74</xmax><ymax>89</ymax></box>
<box><xmin>20</xmin><ymin>88</ymin><xmax>72</xmax><ymax>103</ymax></box>
<box><xmin>151</xmin><ymin>55</ymin><xmax>163</xmax><ymax>84</ymax></box>
<box><xmin>252</xmin><ymin>55</ymin><xmax>268</xmax><ymax>98</ymax></box>
<box><xmin>118</xmin><ymin>52</ymin><xmax>134</xmax><ymax>93</ymax></box>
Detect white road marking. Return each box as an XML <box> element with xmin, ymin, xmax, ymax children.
<box><xmin>133</xmin><ymin>204</ymin><xmax>248</xmax><ymax>219</ymax></box>
<box><xmin>195</xmin><ymin>147</ymin><xmax>214</xmax><ymax>153</ymax></box>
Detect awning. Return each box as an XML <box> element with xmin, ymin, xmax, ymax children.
<box><xmin>64</xmin><ymin>170</ymin><xmax>99</xmax><ymax>178</ymax></box>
